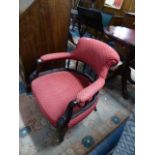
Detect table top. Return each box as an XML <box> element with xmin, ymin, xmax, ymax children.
<box><xmin>104</xmin><ymin>26</ymin><xmax>135</xmax><ymax>46</ymax></box>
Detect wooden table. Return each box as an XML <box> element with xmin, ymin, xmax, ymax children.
<box><xmin>104</xmin><ymin>26</ymin><xmax>135</xmax><ymax>46</ymax></box>
<box><xmin>104</xmin><ymin>26</ymin><xmax>135</xmax><ymax>99</ymax></box>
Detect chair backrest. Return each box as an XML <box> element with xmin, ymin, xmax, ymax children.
<box><xmin>78</xmin><ymin>0</ymin><xmax>96</xmax><ymax>8</ymax></box>
<box><xmin>77</xmin><ymin>6</ymin><xmax>103</xmax><ymax>32</ymax></box>
<box><xmin>77</xmin><ymin>7</ymin><xmax>114</xmax><ymax>32</ymax></box>
<box><xmin>101</xmin><ymin>11</ymin><xmax>113</xmax><ymax>28</ymax></box>
<box><xmin>71</xmin><ymin>37</ymin><xmax>120</xmax><ymax>79</ymax></box>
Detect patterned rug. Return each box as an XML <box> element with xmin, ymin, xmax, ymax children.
<box><xmin>19</xmin><ymin>77</ymin><xmax>134</xmax><ymax>155</ymax></box>
<box><xmin>113</xmin><ymin>111</ymin><xmax>135</xmax><ymax>155</ymax></box>
<box><xmin>19</xmin><ymin>95</ymin><xmax>49</xmax><ymax>132</ymax></box>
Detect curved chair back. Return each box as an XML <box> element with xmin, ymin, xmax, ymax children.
<box><xmin>71</xmin><ymin>37</ymin><xmax>120</xmax><ymax>79</ymax></box>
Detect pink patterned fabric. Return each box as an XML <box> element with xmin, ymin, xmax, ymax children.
<box><xmin>77</xmin><ymin>77</ymin><xmax>105</xmax><ymax>104</ymax></box>
<box><xmin>72</xmin><ymin>38</ymin><xmax>119</xmax><ymax>104</ymax></box>
<box><xmin>41</xmin><ymin>38</ymin><xmax>120</xmax><ymax>79</ymax></box>
<box><xmin>32</xmin><ymin>37</ymin><xmax>120</xmax><ymax>127</ymax></box>
<box><xmin>40</xmin><ymin>52</ymin><xmax>72</xmax><ymax>62</ymax></box>
<box><xmin>72</xmin><ymin>38</ymin><xmax>120</xmax><ymax>79</ymax></box>
<box><xmin>32</xmin><ymin>71</ymin><xmax>91</xmax><ymax>127</ymax></box>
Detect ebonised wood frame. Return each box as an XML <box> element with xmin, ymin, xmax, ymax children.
<box><xmin>30</xmin><ymin>58</ymin><xmax>99</xmax><ymax>142</ymax></box>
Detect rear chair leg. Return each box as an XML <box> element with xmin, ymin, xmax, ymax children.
<box><xmin>94</xmin><ymin>107</ymin><xmax>97</xmax><ymax>112</ymax></box>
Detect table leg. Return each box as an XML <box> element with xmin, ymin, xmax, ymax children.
<box><xmin>107</xmin><ymin>65</ymin><xmax>123</xmax><ymax>81</ymax></box>
<box><xmin>121</xmin><ymin>46</ymin><xmax>135</xmax><ymax>99</ymax></box>
<box><xmin>106</xmin><ymin>44</ymin><xmax>134</xmax><ymax>99</ymax></box>
<box><xmin>121</xmin><ymin>66</ymin><xmax>130</xmax><ymax>99</ymax></box>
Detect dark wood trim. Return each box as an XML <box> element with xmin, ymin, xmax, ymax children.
<box><xmin>56</xmin><ymin>126</ymin><xmax>68</xmax><ymax>143</ymax></box>
<box><xmin>30</xmin><ymin>58</ymin><xmax>98</xmax><ymax>82</ymax></box>
<box><xmin>71</xmin><ymin>92</ymin><xmax>98</xmax><ymax>119</ymax></box>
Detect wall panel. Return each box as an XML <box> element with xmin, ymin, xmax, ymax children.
<box><xmin>20</xmin><ymin>0</ymin><xmax>72</xmax><ymax>89</ymax></box>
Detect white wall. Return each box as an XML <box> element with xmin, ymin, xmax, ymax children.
<box><xmin>19</xmin><ymin>0</ymin><xmax>35</xmax><ymax>14</ymax></box>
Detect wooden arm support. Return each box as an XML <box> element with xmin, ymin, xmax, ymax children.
<box><xmin>57</xmin><ymin>91</ymin><xmax>99</xmax><ymax>129</ymax></box>
<box><xmin>29</xmin><ymin>59</ymin><xmax>43</xmax><ymax>82</ymax></box>
<box><xmin>57</xmin><ymin>100</ymin><xmax>78</xmax><ymax>128</ymax></box>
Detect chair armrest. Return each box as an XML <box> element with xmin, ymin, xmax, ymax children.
<box><xmin>30</xmin><ymin>52</ymin><xmax>72</xmax><ymax>82</ymax></box>
<box><xmin>57</xmin><ymin>78</ymin><xmax>105</xmax><ymax>127</ymax></box>
<box><xmin>76</xmin><ymin>77</ymin><xmax>105</xmax><ymax>106</ymax></box>
<box><xmin>40</xmin><ymin>52</ymin><xmax>72</xmax><ymax>62</ymax></box>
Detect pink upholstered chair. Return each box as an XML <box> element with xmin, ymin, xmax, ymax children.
<box><xmin>30</xmin><ymin>37</ymin><xmax>119</xmax><ymax>142</ymax></box>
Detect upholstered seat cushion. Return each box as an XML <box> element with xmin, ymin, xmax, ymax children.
<box><xmin>32</xmin><ymin>71</ymin><xmax>95</xmax><ymax>127</ymax></box>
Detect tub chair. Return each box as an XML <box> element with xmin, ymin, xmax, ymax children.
<box><xmin>30</xmin><ymin>37</ymin><xmax>120</xmax><ymax>143</ymax></box>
